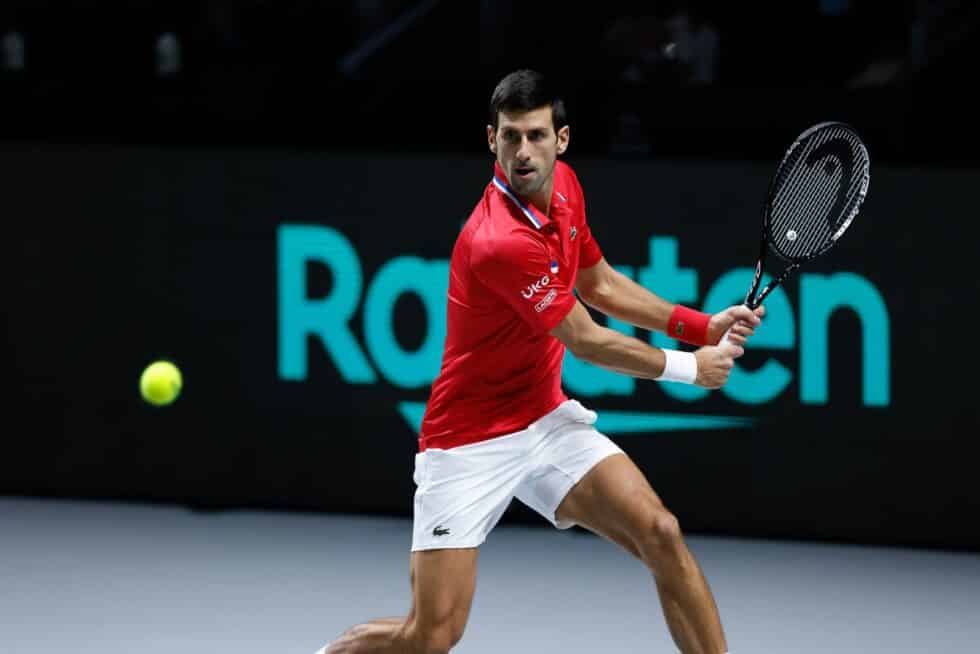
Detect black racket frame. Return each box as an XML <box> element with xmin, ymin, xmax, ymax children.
<box><xmin>741</xmin><ymin>121</ymin><xmax>870</xmax><ymax>310</ymax></box>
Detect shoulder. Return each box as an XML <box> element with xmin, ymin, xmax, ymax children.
<box><xmin>556</xmin><ymin>158</ymin><xmax>577</xmax><ymax>180</ymax></box>
<box><xmin>556</xmin><ymin>159</ymin><xmax>582</xmax><ymax>186</ymax></box>
<box><xmin>470</xmin><ymin>184</ymin><xmax>549</xmax><ymax>266</ymax></box>
<box><xmin>470</xmin><ymin>220</ymin><xmax>547</xmax><ymax>275</ymax></box>
<box><xmin>555</xmin><ymin>159</ymin><xmax>585</xmax><ymax>200</ymax></box>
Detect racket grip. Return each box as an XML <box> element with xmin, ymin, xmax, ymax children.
<box><xmin>716</xmin><ymin>303</ymin><xmax>752</xmax><ymax>347</ymax></box>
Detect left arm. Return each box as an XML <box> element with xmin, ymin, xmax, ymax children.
<box><xmin>576</xmin><ymin>257</ymin><xmax>764</xmax><ymax>345</ymax></box>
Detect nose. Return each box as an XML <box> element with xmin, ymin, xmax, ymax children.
<box><xmin>516</xmin><ymin>137</ymin><xmax>531</xmax><ymax>162</ymax></box>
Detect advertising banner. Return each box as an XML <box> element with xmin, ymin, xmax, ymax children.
<box><xmin>5</xmin><ymin>145</ymin><xmax>978</xmax><ymax>550</ymax></box>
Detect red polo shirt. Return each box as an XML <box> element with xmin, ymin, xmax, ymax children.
<box><xmin>419</xmin><ymin>160</ymin><xmax>603</xmax><ymax>451</ymax></box>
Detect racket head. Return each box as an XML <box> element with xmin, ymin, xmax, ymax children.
<box><xmin>763</xmin><ymin>121</ymin><xmax>870</xmax><ymax>264</ymax></box>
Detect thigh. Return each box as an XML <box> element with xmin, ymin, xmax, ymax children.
<box><xmin>554</xmin><ymin>451</ymin><xmax>665</xmax><ymax>556</ymax></box>
<box><xmin>514</xmin><ymin>421</ymin><xmax>624</xmax><ymax>530</ymax></box>
<box><xmin>406</xmin><ymin>547</ymin><xmax>480</xmax><ymax>638</ymax></box>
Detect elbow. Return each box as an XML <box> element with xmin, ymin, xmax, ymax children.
<box><xmin>567</xmin><ymin>324</ymin><xmax>602</xmax><ymax>361</ymax></box>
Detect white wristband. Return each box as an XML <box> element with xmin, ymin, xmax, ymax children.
<box><xmin>657</xmin><ymin>349</ymin><xmax>698</xmax><ymax>384</ymax></box>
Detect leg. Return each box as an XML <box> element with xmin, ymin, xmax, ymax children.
<box><xmin>556</xmin><ymin>453</ymin><xmax>728</xmax><ymax>654</ymax></box>
<box><xmin>327</xmin><ymin>547</ymin><xmax>479</xmax><ymax>654</ymax></box>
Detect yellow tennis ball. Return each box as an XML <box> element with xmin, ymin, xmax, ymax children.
<box><xmin>140</xmin><ymin>360</ymin><xmax>182</xmax><ymax>406</ymax></box>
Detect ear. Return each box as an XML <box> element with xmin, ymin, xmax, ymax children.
<box><xmin>556</xmin><ymin>125</ymin><xmax>570</xmax><ymax>156</ymax></box>
<box><xmin>487</xmin><ymin>125</ymin><xmax>497</xmax><ymax>154</ymax></box>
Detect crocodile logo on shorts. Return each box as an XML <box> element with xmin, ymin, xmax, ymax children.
<box><xmin>432</xmin><ymin>525</ymin><xmax>450</xmax><ymax>537</ymax></box>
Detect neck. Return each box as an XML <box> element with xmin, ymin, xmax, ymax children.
<box><xmin>526</xmin><ymin>177</ymin><xmax>554</xmax><ymax>216</ymax></box>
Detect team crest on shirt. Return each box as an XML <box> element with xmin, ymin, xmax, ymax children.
<box><xmin>550</xmin><ymin>260</ymin><xmax>559</xmax><ymax>274</ymax></box>
<box><xmin>570</xmin><ymin>226</ymin><xmax>577</xmax><ymax>241</ymax></box>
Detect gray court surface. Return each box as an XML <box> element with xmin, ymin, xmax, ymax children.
<box><xmin>2</xmin><ymin>497</ymin><xmax>978</xmax><ymax>654</ymax></box>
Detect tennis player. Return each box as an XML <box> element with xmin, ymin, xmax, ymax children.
<box><xmin>318</xmin><ymin>69</ymin><xmax>764</xmax><ymax>654</ymax></box>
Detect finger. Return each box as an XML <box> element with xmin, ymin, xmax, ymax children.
<box><xmin>732</xmin><ymin>324</ymin><xmax>754</xmax><ymax>337</ymax></box>
<box><xmin>727</xmin><ymin>333</ymin><xmax>747</xmax><ymax>346</ymax></box>
<box><xmin>731</xmin><ymin>305</ymin><xmax>761</xmax><ymax>326</ymax></box>
<box><xmin>754</xmin><ymin>305</ymin><xmax>766</xmax><ymax>318</ymax></box>
<box><xmin>717</xmin><ymin>344</ymin><xmax>741</xmax><ymax>362</ymax></box>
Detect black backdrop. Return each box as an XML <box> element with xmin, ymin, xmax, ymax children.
<box><xmin>4</xmin><ymin>143</ymin><xmax>979</xmax><ymax>551</ymax></box>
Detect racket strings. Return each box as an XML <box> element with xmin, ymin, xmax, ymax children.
<box><xmin>774</xmin><ymin>161</ymin><xmax>842</xmax><ymax>256</ymax></box>
<box><xmin>768</xmin><ymin>125</ymin><xmax>868</xmax><ymax>261</ymax></box>
<box><xmin>773</xmin><ymin>125</ymin><xmax>854</xmax><ymax>227</ymax></box>
<box><xmin>777</xmin><ymin>169</ymin><xmax>837</xmax><ymax>244</ymax></box>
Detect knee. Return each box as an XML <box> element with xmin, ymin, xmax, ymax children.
<box><xmin>418</xmin><ymin>628</ymin><xmax>461</xmax><ymax>654</ymax></box>
<box><xmin>404</xmin><ymin>619</ymin><xmax>466</xmax><ymax>654</ymax></box>
<box><xmin>636</xmin><ymin>508</ymin><xmax>685</xmax><ymax>565</ymax></box>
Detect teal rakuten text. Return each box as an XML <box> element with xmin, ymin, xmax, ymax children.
<box><xmin>277</xmin><ymin>225</ymin><xmax>889</xmax><ymax>406</ymax></box>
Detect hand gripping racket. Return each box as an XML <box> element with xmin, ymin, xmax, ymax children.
<box><xmin>720</xmin><ymin>121</ymin><xmax>871</xmax><ymax>344</ymax></box>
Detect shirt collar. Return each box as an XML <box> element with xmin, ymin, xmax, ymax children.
<box><xmin>492</xmin><ymin>161</ymin><xmax>554</xmax><ymax>230</ymax></box>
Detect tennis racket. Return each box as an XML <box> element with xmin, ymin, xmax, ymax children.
<box><xmin>720</xmin><ymin>121</ymin><xmax>871</xmax><ymax>344</ymax></box>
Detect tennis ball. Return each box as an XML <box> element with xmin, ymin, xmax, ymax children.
<box><xmin>140</xmin><ymin>360</ymin><xmax>182</xmax><ymax>406</ymax></box>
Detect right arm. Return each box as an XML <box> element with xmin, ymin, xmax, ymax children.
<box><xmin>551</xmin><ymin>301</ymin><xmax>742</xmax><ymax>389</ymax></box>
<box><xmin>467</xmin><ymin>230</ymin><xmax>740</xmax><ymax>389</ymax></box>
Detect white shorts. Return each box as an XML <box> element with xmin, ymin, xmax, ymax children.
<box><xmin>411</xmin><ymin>399</ymin><xmax>624</xmax><ymax>551</ymax></box>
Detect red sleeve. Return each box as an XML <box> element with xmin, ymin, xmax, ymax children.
<box><xmin>471</xmin><ymin>231</ymin><xmax>577</xmax><ymax>334</ymax></box>
<box><xmin>578</xmin><ymin>223</ymin><xmax>603</xmax><ymax>268</ymax></box>
<box><xmin>563</xmin><ymin>162</ymin><xmax>604</xmax><ymax>269</ymax></box>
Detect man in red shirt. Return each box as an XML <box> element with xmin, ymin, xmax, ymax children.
<box><xmin>320</xmin><ymin>70</ymin><xmax>764</xmax><ymax>654</ymax></box>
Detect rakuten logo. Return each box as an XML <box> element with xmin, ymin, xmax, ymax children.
<box><xmin>277</xmin><ymin>225</ymin><xmax>890</xmax><ymax>409</ymax></box>
<box><xmin>521</xmin><ymin>275</ymin><xmax>550</xmax><ymax>299</ymax></box>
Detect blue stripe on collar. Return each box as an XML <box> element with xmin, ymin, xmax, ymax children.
<box><xmin>492</xmin><ymin>176</ymin><xmax>541</xmax><ymax>230</ymax></box>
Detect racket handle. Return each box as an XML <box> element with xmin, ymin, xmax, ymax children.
<box><xmin>716</xmin><ymin>303</ymin><xmax>752</xmax><ymax>347</ymax></box>
<box><xmin>718</xmin><ymin>325</ymin><xmax>734</xmax><ymax>346</ymax></box>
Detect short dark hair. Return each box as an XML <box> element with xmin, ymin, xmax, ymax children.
<box><xmin>488</xmin><ymin>69</ymin><xmax>567</xmax><ymax>132</ymax></box>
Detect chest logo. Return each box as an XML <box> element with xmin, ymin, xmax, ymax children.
<box><xmin>521</xmin><ymin>274</ymin><xmax>550</xmax><ymax>299</ymax></box>
<box><xmin>535</xmin><ymin>289</ymin><xmax>558</xmax><ymax>313</ymax></box>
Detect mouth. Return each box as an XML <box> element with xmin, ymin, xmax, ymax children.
<box><xmin>514</xmin><ymin>166</ymin><xmax>536</xmax><ymax>180</ymax></box>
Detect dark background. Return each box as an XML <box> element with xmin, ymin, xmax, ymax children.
<box><xmin>3</xmin><ymin>1</ymin><xmax>979</xmax><ymax>552</ymax></box>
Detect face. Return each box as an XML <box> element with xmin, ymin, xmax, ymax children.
<box><xmin>488</xmin><ymin>106</ymin><xmax>569</xmax><ymax>198</ymax></box>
